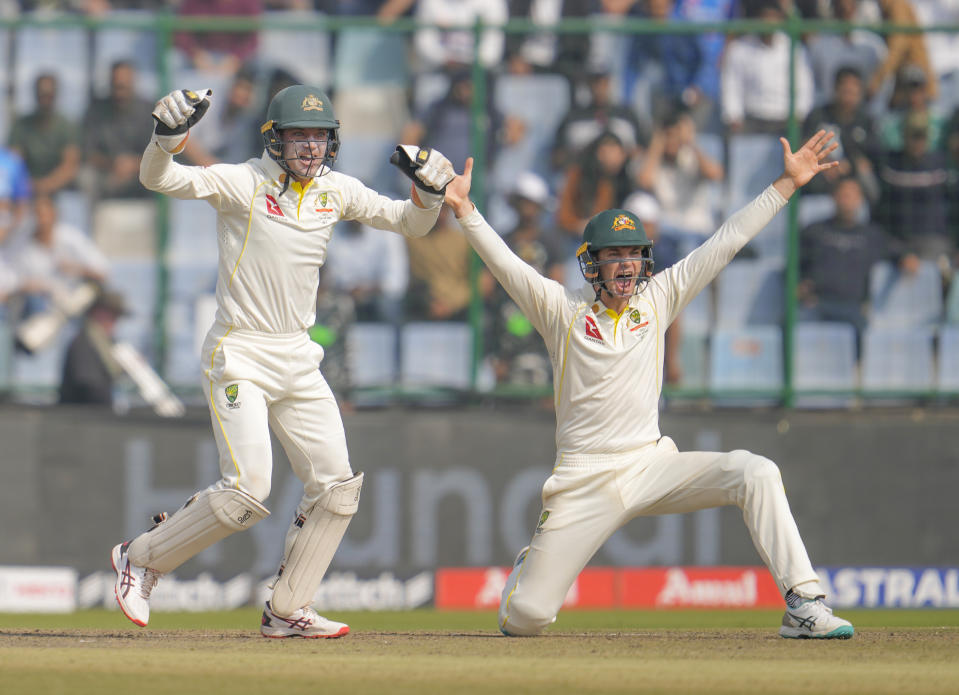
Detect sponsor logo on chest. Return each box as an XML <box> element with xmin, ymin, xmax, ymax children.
<box><xmin>584</xmin><ymin>315</ymin><xmax>604</xmax><ymax>344</ymax></box>
<box><xmin>264</xmin><ymin>194</ymin><xmax>284</xmax><ymax>217</ymax></box>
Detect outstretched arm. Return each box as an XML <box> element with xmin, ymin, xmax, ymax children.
<box><xmin>772</xmin><ymin>130</ymin><xmax>839</xmax><ymax>201</ymax></box>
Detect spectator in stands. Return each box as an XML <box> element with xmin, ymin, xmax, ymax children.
<box><xmin>556</xmin><ymin>130</ymin><xmax>635</xmax><ymax>241</ymax></box>
<box><xmin>550</xmin><ymin>63</ymin><xmax>646</xmax><ymax>171</ymax></box>
<box><xmin>183</xmin><ymin>65</ymin><xmax>263</xmax><ymax>166</ymax></box>
<box><xmin>635</xmin><ymin>101</ymin><xmax>724</xmax><ymax>239</ymax></box>
<box><xmin>405</xmin><ymin>205</ymin><xmax>474</xmax><ymax>322</ymax></box>
<box><xmin>671</xmin><ymin>0</ymin><xmax>738</xmax><ymax>134</ymax></box>
<box><xmin>878</xmin><ymin>64</ymin><xmax>947</xmax><ymax>152</ymax></box>
<box><xmin>799</xmin><ymin>176</ymin><xmax>892</xmax><ymax>338</ymax></box>
<box><xmin>59</xmin><ymin>287</ymin><xmax>127</xmax><ymax>407</ymax></box>
<box><xmin>13</xmin><ymin>194</ymin><xmax>109</xmax><ymax>318</ymax></box>
<box><xmin>720</xmin><ymin>0</ymin><xmax>815</xmax><ymax>134</ymax></box>
<box><xmin>81</xmin><ymin>60</ymin><xmax>155</xmax><ymax>200</ymax></box>
<box><xmin>805</xmin><ymin>0</ymin><xmax>887</xmax><ymax>109</ymax></box>
<box><xmin>502</xmin><ymin>0</ymin><xmax>591</xmax><ymax>98</ymax></box>
<box><xmin>867</xmin><ymin>0</ymin><xmax>938</xmax><ymax>104</ymax></box>
<box><xmin>875</xmin><ymin>111</ymin><xmax>954</xmax><ymax>277</ymax></box>
<box><xmin>484</xmin><ymin>172</ymin><xmax>563</xmax><ymax>387</ymax></box>
<box><xmin>802</xmin><ymin>66</ymin><xmax>882</xmax><ymax>202</ymax></box>
<box><xmin>173</xmin><ymin>0</ymin><xmax>263</xmax><ymax>79</ymax></box>
<box><xmin>413</xmin><ymin>0</ymin><xmax>508</xmax><ymax>71</ymax></box>
<box><xmin>324</xmin><ymin>218</ymin><xmax>409</xmax><ymax>323</ymax></box>
<box><xmin>7</xmin><ymin>73</ymin><xmax>81</xmax><ymax>197</ymax></box>
<box><xmin>622</xmin><ymin>0</ymin><xmax>705</xmax><ymax>132</ymax></box>
<box><xmin>401</xmin><ymin>66</ymin><xmax>523</xmax><ymax>175</ymax></box>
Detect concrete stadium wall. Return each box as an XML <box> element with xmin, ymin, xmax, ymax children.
<box><xmin>1</xmin><ymin>405</ymin><xmax>957</xmax><ymax>578</ymax></box>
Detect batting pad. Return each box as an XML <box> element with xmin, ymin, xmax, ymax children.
<box><xmin>128</xmin><ymin>487</ymin><xmax>269</xmax><ymax>574</ymax></box>
<box><xmin>270</xmin><ymin>472</ymin><xmax>363</xmax><ymax>617</ymax></box>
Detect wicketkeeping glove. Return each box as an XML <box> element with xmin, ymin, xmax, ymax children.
<box><xmin>152</xmin><ymin>88</ymin><xmax>213</xmax><ymax>136</ymax></box>
<box><xmin>390</xmin><ymin>145</ymin><xmax>456</xmax><ymax>194</ymax></box>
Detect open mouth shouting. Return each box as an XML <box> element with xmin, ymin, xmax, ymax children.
<box><xmin>609</xmin><ymin>269</ymin><xmax>636</xmax><ymax>297</ymax></box>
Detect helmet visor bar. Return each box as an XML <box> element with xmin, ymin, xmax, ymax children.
<box><xmin>578</xmin><ymin>246</ymin><xmax>654</xmax><ymax>297</ymax></box>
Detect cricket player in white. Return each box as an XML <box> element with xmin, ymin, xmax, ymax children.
<box><xmin>110</xmin><ymin>86</ymin><xmax>455</xmax><ymax>637</ymax></box>
<box><xmin>443</xmin><ymin>130</ymin><xmax>854</xmax><ymax>639</ymax></box>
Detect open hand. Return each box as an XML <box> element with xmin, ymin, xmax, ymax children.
<box><xmin>445</xmin><ymin>157</ymin><xmax>475</xmax><ymax>218</ymax></box>
<box><xmin>780</xmin><ymin>130</ymin><xmax>839</xmax><ymax>190</ymax></box>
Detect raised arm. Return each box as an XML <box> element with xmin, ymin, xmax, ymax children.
<box><xmin>445</xmin><ymin>158</ymin><xmax>568</xmax><ymax>335</ymax></box>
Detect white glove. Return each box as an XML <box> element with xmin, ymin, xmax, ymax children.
<box><xmin>152</xmin><ymin>88</ymin><xmax>212</xmax><ymax>152</ymax></box>
<box><xmin>389</xmin><ymin>145</ymin><xmax>456</xmax><ymax>194</ymax></box>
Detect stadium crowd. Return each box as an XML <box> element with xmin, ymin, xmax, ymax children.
<box><xmin>1</xmin><ymin>0</ymin><xmax>959</xmax><ymax>408</ymax></box>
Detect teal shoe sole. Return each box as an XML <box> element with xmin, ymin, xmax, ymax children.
<box><xmin>781</xmin><ymin>624</ymin><xmax>855</xmax><ymax>639</ymax></box>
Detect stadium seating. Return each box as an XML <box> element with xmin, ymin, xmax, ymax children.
<box><xmin>943</xmin><ymin>279</ymin><xmax>959</xmax><ymax>324</ymax></box>
<box><xmin>936</xmin><ymin>325</ymin><xmax>959</xmax><ymax>393</ymax></box>
<box><xmin>861</xmin><ymin>325</ymin><xmax>935</xmax><ymax>399</ymax></box>
<box><xmin>714</xmin><ymin>259</ymin><xmax>784</xmax><ymax>328</ymax></box>
<box><xmin>108</xmin><ymin>259</ymin><xmax>158</xmax><ymax>353</ymax></box>
<box><xmin>709</xmin><ymin>325</ymin><xmax>783</xmax><ymax>405</ymax></box>
<box><xmin>11</xmin><ymin>324</ymin><xmax>73</xmax><ymax>399</ymax></box>
<box><xmin>400</xmin><ymin>321</ymin><xmax>473</xmax><ymax>397</ymax></box>
<box><xmin>867</xmin><ymin>260</ymin><xmax>943</xmax><ymax>328</ymax></box>
<box><xmin>792</xmin><ymin>321</ymin><xmax>858</xmax><ymax>408</ymax></box>
<box><xmin>0</xmin><ymin>319</ymin><xmax>12</xmax><ymax>391</ymax></box>
<box><xmin>347</xmin><ymin>322</ymin><xmax>399</xmax><ymax>390</ymax></box>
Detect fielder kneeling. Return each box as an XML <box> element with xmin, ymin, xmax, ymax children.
<box><xmin>442</xmin><ymin>131</ymin><xmax>855</xmax><ymax>640</ymax></box>
<box><xmin>111</xmin><ymin>85</ymin><xmax>454</xmax><ymax>637</ymax></box>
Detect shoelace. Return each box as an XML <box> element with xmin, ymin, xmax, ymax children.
<box><xmin>140</xmin><ymin>568</ymin><xmax>161</xmax><ymax>599</ymax></box>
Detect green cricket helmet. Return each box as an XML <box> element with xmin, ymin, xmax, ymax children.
<box><xmin>260</xmin><ymin>85</ymin><xmax>340</xmax><ymax>178</ymax></box>
<box><xmin>577</xmin><ymin>208</ymin><xmax>654</xmax><ymax>297</ymax></box>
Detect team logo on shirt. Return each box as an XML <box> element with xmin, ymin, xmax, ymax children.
<box><xmin>225</xmin><ymin>384</ymin><xmax>241</xmax><ymax>409</ymax></box>
<box><xmin>315</xmin><ymin>191</ymin><xmax>333</xmax><ymax>213</ymax></box>
<box><xmin>265</xmin><ymin>194</ymin><xmax>284</xmax><ymax>217</ymax></box>
<box><xmin>584</xmin><ymin>315</ymin><xmax>604</xmax><ymax>344</ymax></box>
<box><xmin>612</xmin><ymin>214</ymin><xmax>636</xmax><ymax>232</ymax></box>
<box><xmin>628</xmin><ymin>309</ymin><xmax>650</xmax><ymax>338</ymax></box>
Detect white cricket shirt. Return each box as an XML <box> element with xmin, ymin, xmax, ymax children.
<box><xmin>458</xmin><ymin>185</ymin><xmax>788</xmax><ymax>456</ymax></box>
<box><xmin>140</xmin><ymin>142</ymin><xmax>441</xmax><ymax>335</ymax></box>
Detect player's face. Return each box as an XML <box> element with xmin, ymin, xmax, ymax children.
<box><xmin>281</xmin><ymin>127</ymin><xmax>331</xmax><ymax>179</ymax></box>
<box><xmin>596</xmin><ymin>246</ymin><xmax>650</xmax><ymax>298</ymax></box>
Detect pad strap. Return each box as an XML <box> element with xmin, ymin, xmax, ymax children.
<box><xmin>127</xmin><ymin>487</ymin><xmax>269</xmax><ymax>574</ymax></box>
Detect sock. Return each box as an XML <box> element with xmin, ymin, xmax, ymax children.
<box><xmin>785</xmin><ymin>590</ymin><xmax>807</xmax><ymax>608</ymax></box>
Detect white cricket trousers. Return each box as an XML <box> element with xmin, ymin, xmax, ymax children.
<box><xmin>201</xmin><ymin>325</ymin><xmax>353</xmax><ymax>506</ymax></box>
<box><xmin>499</xmin><ymin>436</ymin><xmax>824</xmax><ymax>636</ymax></box>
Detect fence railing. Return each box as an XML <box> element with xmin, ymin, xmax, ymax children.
<box><xmin>1</xmin><ymin>12</ymin><xmax>957</xmax><ymax>408</ymax></box>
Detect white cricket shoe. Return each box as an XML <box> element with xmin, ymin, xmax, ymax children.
<box><xmin>111</xmin><ymin>542</ymin><xmax>161</xmax><ymax>627</ymax></box>
<box><xmin>779</xmin><ymin>598</ymin><xmax>854</xmax><ymax>639</ymax></box>
<box><xmin>260</xmin><ymin>601</ymin><xmax>350</xmax><ymax>639</ymax></box>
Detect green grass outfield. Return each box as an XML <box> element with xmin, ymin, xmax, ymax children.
<box><xmin>1</xmin><ymin>609</ymin><xmax>958</xmax><ymax>695</ymax></box>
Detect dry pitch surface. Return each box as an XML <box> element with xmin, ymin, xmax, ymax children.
<box><xmin>1</xmin><ymin>610</ymin><xmax>957</xmax><ymax>695</ymax></box>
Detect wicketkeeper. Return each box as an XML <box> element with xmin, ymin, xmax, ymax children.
<box><xmin>111</xmin><ymin>85</ymin><xmax>455</xmax><ymax>637</ymax></box>
<box><xmin>442</xmin><ymin>130</ymin><xmax>855</xmax><ymax>640</ymax></box>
